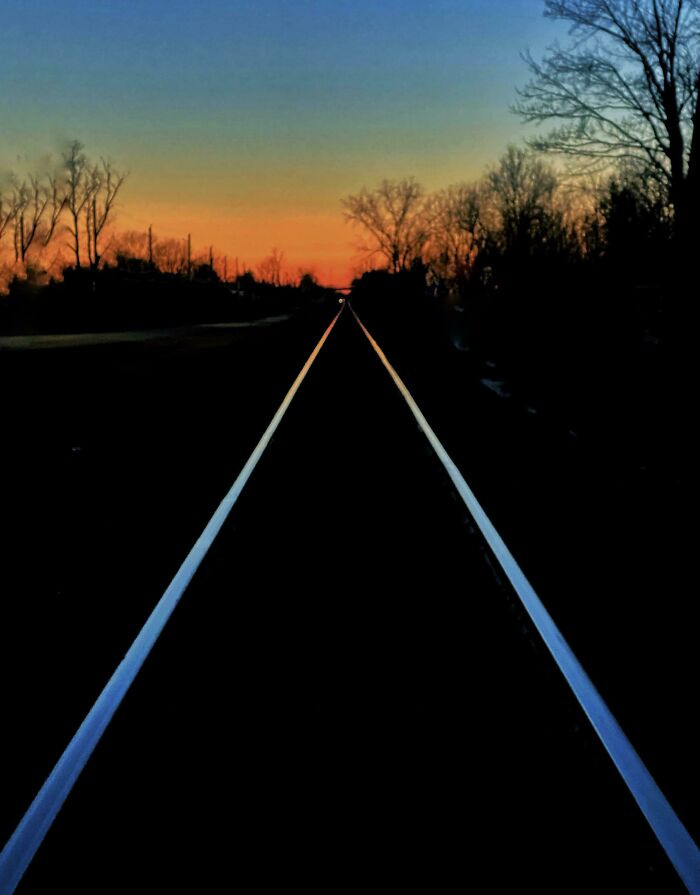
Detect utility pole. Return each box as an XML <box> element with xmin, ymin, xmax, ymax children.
<box><xmin>148</xmin><ymin>225</ymin><xmax>153</xmax><ymax>266</ymax></box>
<box><xmin>223</xmin><ymin>255</ymin><xmax>227</xmax><ymax>283</ymax></box>
<box><xmin>209</xmin><ymin>245</ymin><xmax>213</xmax><ymax>272</ymax></box>
<box><xmin>187</xmin><ymin>233</ymin><xmax>192</xmax><ymax>279</ymax></box>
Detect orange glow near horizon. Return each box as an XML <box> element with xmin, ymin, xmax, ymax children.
<box><xmin>121</xmin><ymin>200</ymin><xmax>359</xmax><ymax>287</ymax></box>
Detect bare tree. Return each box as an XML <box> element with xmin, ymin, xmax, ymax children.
<box><xmin>13</xmin><ymin>176</ymin><xmax>50</xmax><ymax>264</ymax></box>
<box><xmin>515</xmin><ymin>0</ymin><xmax>700</xmax><ymax>240</ymax></box>
<box><xmin>478</xmin><ymin>146</ymin><xmax>585</xmax><ymax>271</ymax></box>
<box><xmin>86</xmin><ymin>159</ymin><xmax>127</xmax><ymax>270</ymax></box>
<box><xmin>486</xmin><ymin>146</ymin><xmax>559</xmax><ymax>246</ymax></box>
<box><xmin>427</xmin><ymin>183</ymin><xmax>486</xmax><ymax>286</ymax></box>
<box><xmin>62</xmin><ymin>140</ymin><xmax>90</xmax><ymax>267</ymax></box>
<box><xmin>342</xmin><ymin>178</ymin><xmax>432</xmax><ymax>272</ymax></box>
<box><xmin>257</xmin><ymin>247</ymin><xmax>285</xmax><ymax>285</ymax></box>
<box><xmin>42</xmin><ymin>174</ymin><xmax>67</xmax><ymax>247</ymax></box>
<box><xmin>153</xmin><ymin>236</ymin><xmax>188</xmax><ymax>274</ymax></box>
<box><xmin>108</xmin><ymin>229</ymin><xmax>150</xmax><ymax>263</ymax></box>
<box><xmin>1</xmin><ymin>166</ymin><xmax>65</xmax><ymax>265</ymax></box>
<box><xmin>594</xmin><ymin>162</ymin><xmax>675</xmax><ymax>266</ymax></box>
<box><xmin>84</xmin><ymin>164</ymin><xmax>100</xmax><ymax>268</ymax></box>
<box><xmin>0</xmin><ymin>189</ymin><xmax>19</xmax><ymax>247</ymax></box>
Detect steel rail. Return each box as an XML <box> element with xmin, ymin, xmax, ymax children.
<box><xmin>0</xmin><ymin>304</ymin><xmax>345</xmax><ymax>895</ymax></box>
<box><xmin>350</xmin><ymin>303</ymin><xmax>700</xmax><ymax>894</ymax></box>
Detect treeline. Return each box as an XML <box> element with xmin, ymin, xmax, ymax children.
<box><xmin>107</xmin><ymin>237</ymin><xmax>297</xmax><ymax>290</ymax></box>
<box><xmin>347</xmin><ymin>0</ymin><xmax>697</xmax><ymax>435</ymax></box>
<box><xmin>346</xmin><ymin>147</ymin><xmax>669</xmax><ymax>455</ymax></box>
<box><xmin>344</xmin><ymin>147</ymin><xmax>672</xmax><ymax>298</ymax></box>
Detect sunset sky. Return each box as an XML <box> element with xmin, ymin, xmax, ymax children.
<box><xmin>2</xmin><ymin>0</ymin><xmax>563</xmax><ymax>283</ymax></box>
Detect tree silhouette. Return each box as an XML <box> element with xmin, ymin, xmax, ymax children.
<box><xmin>427</xmin><ymin>183</ymin><xmax>485</xmax><ymax>289</ymax></box>
<box><xmin>597</xmin><ymin>164</ymin><xmax>674</xmax><ymax>274</ymax></box>
<box><xmin>486</xmin><ymin>146</ymin><xmax>559</xmax><ymax>254</ymax></box>
<box><xmin>62</xmin><ymin>140</ymin><xmax>91</xmax><ymax>268</ymax></box>
<box><xmin>13</xmin><ymin>176</ymin><xmax>50</xmax><ymax>264</ymax></box>
<box><xmin>0</xmin><ymin>188</ymin><xmax>19</xmax><ymax>249</ymax></box>
<box><xmin>153</xmin><ymin>237</ymin><xmax>188</xmax><ymax>274</ymax></box>
<box><xmin>342</xmin><ymin>178</ymin><xmax>431</xmax><ymax>273</ymax></box>
<box><xmin>515</xmin><ymin>0</ymin><xmax>700</xmax><ymax>243</ymax></box>
<box><xmin>42</xmin><ymin>175</ymin><xmax>67</xmax><ymax>248</ymax></box>
<box><xmin>85</xmin><ymin>159</ymin><xmax>127</xmax><ymax>270</ymax></box>
<box><xmin>257</xmin><ymin>247</ymin><xmax>285</xmax><ymax>285</ymax></box>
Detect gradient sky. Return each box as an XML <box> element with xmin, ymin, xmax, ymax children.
<box><xmin>2</xmin><ymin>0</ymin><xmax>564</xmax><ymax>283</ymax></box>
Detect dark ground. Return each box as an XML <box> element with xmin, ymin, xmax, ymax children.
<box><xmin>0</xmin><ymin>301</ymin><xmax>694</xmax><ymax>892</ymax></box>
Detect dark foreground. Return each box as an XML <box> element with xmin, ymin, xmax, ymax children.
<box><xmin>0</xmin><ymin>305</ymin><xmax>693</xmax><ymax>892</ymax></box>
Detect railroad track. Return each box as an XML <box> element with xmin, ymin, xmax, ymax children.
<box><xmin>1</xmin><ymin>303</ymin><xmax>698</xmax><ymax>893</ymax></box>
